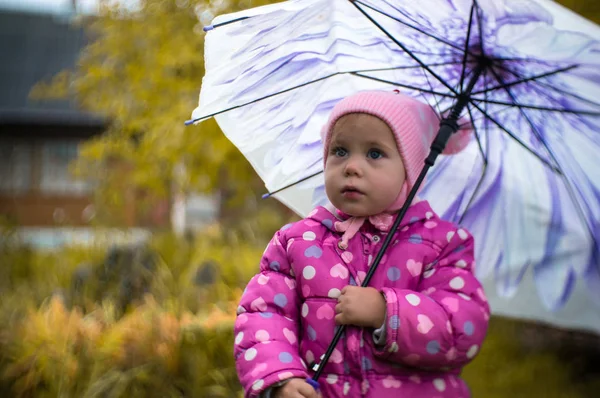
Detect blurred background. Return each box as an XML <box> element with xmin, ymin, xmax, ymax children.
<box><xmin>0</xmin><ymin>0</ymin><xmax>599</xmax><ymax>397</ymax></box>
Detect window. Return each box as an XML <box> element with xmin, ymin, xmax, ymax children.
<box><xmin>0</xmin><ymin>142</ymin><xmax>32</xmax><ymax>193</ymax></box>
<box><xmin>39</xmin><ymin>141</ymin><xmax>90</xmax><ymax>195</ymax></box>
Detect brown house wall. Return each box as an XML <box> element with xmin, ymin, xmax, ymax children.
<box><xmin>0</xmin><ymin>193</ymin><xmax>92</xmax><ymax>227</ymax></box>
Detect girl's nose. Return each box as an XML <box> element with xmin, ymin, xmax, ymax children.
<box><xmin>344</xmin><ymin>156</ymin><xmax>363</xmax><ymax>177</ymax></box>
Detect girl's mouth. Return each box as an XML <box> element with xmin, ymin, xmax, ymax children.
<box><xmin>341</xmin><ymin>187</ymin><xmax>364</xmax><ymax>198</ymax></box>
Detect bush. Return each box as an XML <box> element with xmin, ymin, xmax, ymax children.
<box><xmin>0</xmin><ymin>226</ymin><xmax>261</xmax><ymax>397</ymax></box>
<box><xmin>0</xmin><ymin>294</ymin><xmax>241</xmax><ymax>398</ymax></box>
<box><xmin>464</xmin><ymin>317</ymin><xmax>600</xmax><ymax>398</ymax></box>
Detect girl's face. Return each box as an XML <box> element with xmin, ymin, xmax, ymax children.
<box><xmin>324</xmin><ymin>113</ymin><xmax>406</xmax><ymax>217</ymax></box>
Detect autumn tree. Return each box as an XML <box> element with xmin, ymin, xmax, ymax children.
<box><xmin>34</xmin><ymin>0</ymin><xmax>292</xmax><ymax>234</ymax></box>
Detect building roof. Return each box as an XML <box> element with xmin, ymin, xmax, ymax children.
<box><xmin>0</xmin><ymin>9</ymin><xmax>106</xmax><ymax>128</ymax></box>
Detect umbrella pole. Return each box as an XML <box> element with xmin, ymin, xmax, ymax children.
<box><xmin>309</xmin><ymin>64</ymin><xmax>486</xmax><ymax>384</ymax></box>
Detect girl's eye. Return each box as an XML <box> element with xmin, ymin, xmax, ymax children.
<box><xmin>333</xmin><ymin>147</ymin><xmax>348</xmax><ymax>157</ymax></box>
<box><xmin>368</xmin><ymin>149</ymin><xmax>383</xmax><ymax>159</ymax></box>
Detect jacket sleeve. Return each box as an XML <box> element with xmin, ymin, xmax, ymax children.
<box><xmin>234</xmin><ymin>229</ymin><xmax>308</xmax><ymax>397</ymax></box>
<box><xmin>373</xmin><ymin>227</ymin><xmax>490</xmax><ymax>369</ymax></box>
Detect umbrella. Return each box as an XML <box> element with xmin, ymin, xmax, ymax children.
<box><xmin>188</xmin><ymin>0</ymin><xmax>600</xmax><ymax>387</ymax></box>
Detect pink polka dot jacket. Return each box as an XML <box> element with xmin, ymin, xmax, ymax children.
<box><xmin>234</xmin><ymin>201</ymin><xmax>490</xmax><ymax>397</ymax></box>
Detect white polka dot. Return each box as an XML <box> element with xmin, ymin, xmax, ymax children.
<box><xmin>303</xmin><ymin>231</ymin><xmax>316</xmax><ymax>241</ymax></box>
<box><xmin>466</xmin><ymin>344</ymin><xmax>479</xmax><ymax>358</ymax></box>
<box><xmin>236</xmin><ymin>306</ymin><xmax>246</xmax><ymax>314</ymax></box>
<box><xmin>455</xmin><ymin>259</ymin><xmax>467</xmax><ymax>268</ymax></box>
<box><xmin>251</xmin><ymin>379</ymin><xmax>264</xmax><ymax>390</ymax></box>
<box><xmin>450</xmin><ymin>276</ymin><xmax>465</xmax><ymax>289</ymax></box>
<box><xmin>433</xmin><ymin>378</ymin><xmax>446</xmax><ymax>392</ymax></box>
<box><xmin>326</xmin><ymin>374</ymin><xmax>338</xmax><ymax>384</ymax></box>
<box><xmin>301</xmin><ymin>303</ymin><xmax>309</xmax><ymax>318</ymax></box>
<box><xmin>244</xmin><ymin>348</ymin><xmax>258</xmax><ymax>361</ymax></box>
<box><xmin>328</xmin><ymin>288</ymin><xmax>341</xmax><ymax>299</ymax></box>
<box><xmin>457</xmin><ymin>229</ymin><xmax>469</xmax><ymax>240</ymax></box>
<box><xmin>425</xmin><ymin>211</ymin><xmax>433</xmax><ymax>219</ymax></box>
<box><xmin>235</xmin><ymin>332</ymin><xmax>244</xmax><ymax>345</ymax></box>
<box><xmin>458</xmin><ymin>293</ymin><xmax>471</xmax><ymax>301</ymax></box>
<box><xmin>446</xmin><ymin>231</ymin><xmax>455</xmax><ymax>242</ymax></box>
<box><xmin>303</xmin><ymin>266</ymin><xmax>316</xmax><ymax>280</ymax></box>
<box><xmin>405</xmin><ymin>293</ymin><xmax>421</xmax><ymax>306</ymax></box>
<box><xmin>255</xmin><ymin>330</ymin><xmax>270</xmax><ymax>342</ymax></box>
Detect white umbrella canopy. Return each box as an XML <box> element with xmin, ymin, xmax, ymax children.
<box><xmin>191</xmin><ymin>0</ymin><xmax>600</xmax><ymax>334</ymax></box>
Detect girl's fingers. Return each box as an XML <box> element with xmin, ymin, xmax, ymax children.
<box><xmin>298</xmin><ymin>382</ymin><xmax>320</xmax><ymax>398</ymax></box>
<box><xmin>335</xmin><ymin>303</ymin><xmax>342</xmax><ymax>313</ymax></box>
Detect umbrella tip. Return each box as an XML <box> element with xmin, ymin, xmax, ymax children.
<box><xmin>203</xmin><ymin>25</ymin><xmax>214</xmax><ymax>32</ymax></box>
<box><xmin>184</xmin><ymin>119</ymin><xmax>195</xmax><ymax>126</ymax></box>
<box><xmin>261</xmin><ymin>193</ymin><xmax>271</xmax><ymax>199</ymax></box>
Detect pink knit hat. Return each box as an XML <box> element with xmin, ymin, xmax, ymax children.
<box><xmin>321</xmin><ymin>90</ymin><xmax>471</xmax><ymax>212</ymax></box>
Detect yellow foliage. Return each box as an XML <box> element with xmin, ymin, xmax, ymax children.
<box><xmin>2</xmin><ymin>296</ymin><xmax>97</xmax><ymax>397</ymax></box>
<box><xmin>30</xmin><ymin>0</ymin><xmax>283</xmax><ymax>227</ymax></box>
<box><xmin>1</xmin><ymin>292</ymin><xmax>241</xmax><ymax>397</ymax></box>
<box><xmin>94</xmin><ymin>296</ymin><xmax>180</xmax><ymax>373</ymax></box>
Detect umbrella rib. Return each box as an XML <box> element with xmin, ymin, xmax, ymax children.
<box><xmin>482</xmin><ymin>69</ymin><xmax>492</xmax><ymax>162</ymax></box>
<box><xmin>488</xmin><ymin>67</ymin><xmax>598</xmax><ymax>258</ymax></box>
<box><xmin>351</xmin><ymin>72</ymin><xmax>454</xmax><ymax>97</ymax></box>
<box><xmin>468</xmin><ymin>101</ymin><xmax>562</xmax><ymax>174</ymax></box>
<box><xmin>349</xmin><ymin>1</ymin><xmax>458</xmax><ymax>94</ymax></box>
<box><xmin>459</xmin><ymin>3</ymin><xmax>476</xmax><ymax>92</ymax></box>
<box><xmin>353</xmin><ymin>0</ymin><xmax>466</xmax><ymax>54</ymax></box>
<box><xmin>186</xmin><ymin>73</ymin><xmax>335</xmax><ymax>124</ymax></box>
<box><xmin>458</xmin><ymin>71</ymin><xmax>491</xmax><ymax>224</ymax></box>
<box><xmin>420</xmin><ymin>67</ymin><xmax>446</xmax><ymax>117</ymax></box>
<box><xmin>457</xmin><ymin>103</ymin><xmax>489</xmax><ymax>225</ymax></box>
<box><xmin>474</xmin><ymin>1</ymin><xmax>486</xmax><ymax>57</ymax></box>
<box><xmin>427</xmin><ymin>70</ymin><xmax>467</xmax><ymax>119</ymax></box>
<box><xmin>472</xmin><ymin>65</ymin><xmax>578</xmax><ymax>95</ymax></box>
<box><xmin>262</xmin><ymin>170</ymin><xmax>323</xmax><ymax>198</ymax></box>
<box><xmin>357</xmin><ymin>60</ymin><xmax>470</xmax><ymax>73</ymax></box>
<box><xmin>492</xmin><ymin>62</ymin><xmax>600</xmax><ymax>108</ymax></box>
<box><xmin>205</xmin><ymin>16</ymin><xmax>250</xmax><ymax>31</ymax></box>
<box><xmin>492</xmin><ymin>62</ymin><xmax>589</xmax><ymax>111</ymax></box>
<box><xmin>469</xmin><ymin>98</ymin><xmax>600</xmax><ymax>116</ymax></box>
<box><xmin>187</xmin><ymin>65</ymin><xmax>451</xmax><ymax>124</ymax></box>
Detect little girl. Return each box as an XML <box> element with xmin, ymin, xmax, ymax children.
<box><xmin>234</xmin><ymin>91</ymin><xmax>490</xmax><ymax>398</ymax></box>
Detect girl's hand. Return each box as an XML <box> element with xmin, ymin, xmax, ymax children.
<box><xmin>272</xmin><ymin>378</ymin><xmax>321</xmax><ymax>398</ymax></box>
<box><xmin>335</xmin><ymin>286</ymin><xmax>386</xmax><ymax>328</ymax></box>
